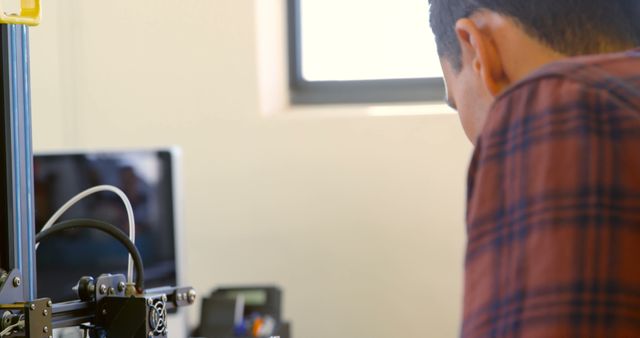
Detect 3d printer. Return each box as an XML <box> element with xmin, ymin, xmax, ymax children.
<box><xmin>0</xmin><ymin>2</ymin><xmax>196</xmax><ymax>337</ymax></box>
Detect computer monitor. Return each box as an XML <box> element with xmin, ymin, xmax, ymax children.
<box><xmin>33</xmin><ymin>148</ymin><xmax>182</xmax><ymax>303</ymax></box>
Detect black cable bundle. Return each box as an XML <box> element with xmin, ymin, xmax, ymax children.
<box><xmin>35</xmin><ymin>219</ymin><xmax>145</xmax><ymax>291</ymax></box>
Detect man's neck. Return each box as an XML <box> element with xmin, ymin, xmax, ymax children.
<box><xmin>498</xmin><ymin>31</ymin><xmax>566</xmax><ymax>86</ymax></box>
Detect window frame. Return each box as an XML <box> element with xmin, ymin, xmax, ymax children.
<box><xmin>287</xmin><ymin>0</ymin><xmax>446</xmax><ymax>105</ymax></box>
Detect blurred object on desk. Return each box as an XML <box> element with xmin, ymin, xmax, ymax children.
<box><xmin>193</xmin><ymin>286</ymin><xmax>291</xmax><ymax>338</ymax></box>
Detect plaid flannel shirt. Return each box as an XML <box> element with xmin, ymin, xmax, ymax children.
<box><xmin>463</xmin><ymin>49</ymin><xmax>640</xmax><ymax>338</ymax></box>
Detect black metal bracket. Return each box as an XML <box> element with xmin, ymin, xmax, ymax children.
<box><xmin>0</xmin><ymin>269</ymin><xmax>25</xmax><ymax>305</ymax></box>
<box><xmin>24</xmin><ymin>298</ymin><xmax>52</xmax><ymax>338</ymax></box>
<box><xmin>0</xmin><ymin>270</ymin><xmax>52</xmax><ymax>338</ymax></box>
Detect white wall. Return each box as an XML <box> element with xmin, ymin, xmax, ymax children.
<box><xmin>29</xmin><ymin>1</ymin><xmax>472</xmax><ymax>337</ymax></box>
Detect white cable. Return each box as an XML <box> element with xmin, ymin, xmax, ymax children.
<box><xmin>0</xmin><ymin>320</ymin><xmax>24</xmax><ymax>336</ymax></box>
<box><xmin>36</xmin><ymin>185</ymin><xmax>136</xmax><ymax>286</ymax></box>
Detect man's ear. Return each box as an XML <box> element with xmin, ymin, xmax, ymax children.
<box><xmin>454</xmin><ymin>18</ymin><xmax>507</xmax><ymax>96</ymax></box>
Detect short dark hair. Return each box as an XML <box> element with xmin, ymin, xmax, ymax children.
<box><xmin>429</xmin><ymin>0</ymin><xmax>640</xmax><ymax>70</ymax></box>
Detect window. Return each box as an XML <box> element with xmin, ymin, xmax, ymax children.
<box><xmin>288</xmin><ymin>0</ymin><xmax>445</xmax><ymax>105</ymax></box>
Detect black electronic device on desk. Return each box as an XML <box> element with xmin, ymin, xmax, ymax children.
<box><xmin>193</xmin><ymin>286</ymin><xmax>291</xmax><ymax>338</ymax></box>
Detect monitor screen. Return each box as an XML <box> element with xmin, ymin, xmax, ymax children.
<box><xmin>34</xmin><ymin>149</ymin><xmax>179</xmax><ymax>302</ymax></box>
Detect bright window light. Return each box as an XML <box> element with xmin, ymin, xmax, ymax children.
<box><xmin>300</xmin><ymin>0</ymin><xmax>442</xmax><ymax>82</ymax></box>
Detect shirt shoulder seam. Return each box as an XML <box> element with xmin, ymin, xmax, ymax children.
<box><xmin>494</xmin><ymin>59</ymin><xmax>640</xmax><ymax>110</ymax></box>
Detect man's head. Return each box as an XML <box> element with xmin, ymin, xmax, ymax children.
<box><xmin>429</xmin><ymin>0</ymin><xmax>640</xmax><ymax>143</ymax></box>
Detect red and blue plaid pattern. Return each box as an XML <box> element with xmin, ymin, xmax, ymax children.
<box><xmin>463</xmin><ymin>49</ymin><xmax>640</xmax><ymax>338</ymax></box>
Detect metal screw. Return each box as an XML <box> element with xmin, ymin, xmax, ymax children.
<box><xmin>187</xmin><ymin>289</ymin><xmax>197</xmax><ymax>304</ymax></box>
<box><xmin>147</xmin><ymin>298</ymin><xmax>154</xmax><ymax>306</ymax></box>
<box><xmin>43</xmin><ymin>309</ymin><xmax>48</xmax><ymax>316</ymax></box>
<box><xmin>12</xmin><ymin>277</ymin><xmax>20</xmax><ymax>287</ymax></box>
<box><xmin>117</xmin><ymin>282</ymin><xmax>125</xmax><ymax>292</ymax></box>
<box><xmin>43</xmin><ymin>326</ymin><xmax>49</xmax><ymax>333</ymax></box>
<box><xmin>99</xmin><ymin>284</ymin><xmax>107</xmax><ymax>294</ymax></box>
<box><xmin>108</xmin><ymin>287</ymin><xmax>115</xmax><ymax>295</ymax></box>
<box><xmin>47</xmin><ymin>300</ymin><xmax>52</xmax><ymax>307</ymax></box>
<box><xmin>30</xmin><ymin>304</ymin><xmax>36</xmax><ymax>310</ymax></box>
<box><xmin>161</xmin><ymin>295</ymin><xmax>167</xmax><ymax>302</ymax></box>
<box><xmin>176</xmin><ymin>293</ymin><xmax>182</xmax><ymax>301</ymax></box>
<box><xmin>102</xmin><ymin>309</ymin><xmax>107</xmax><ymax>316</ymax></box>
